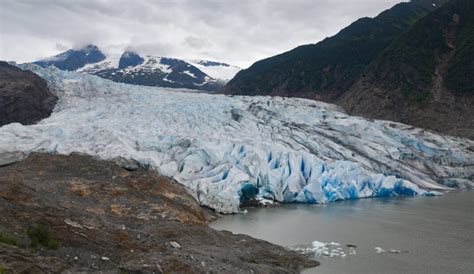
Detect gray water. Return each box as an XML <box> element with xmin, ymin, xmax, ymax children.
<box><xmin>211</xmin><ymin>192</ymin><xmax>474</xmax><ymax>274</ymax></box>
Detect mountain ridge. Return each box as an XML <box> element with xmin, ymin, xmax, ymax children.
<box><xmin>223</xmin><ymin>0</ymin><xmax>448</xmax><ymax>99</ymax></box>
<box><xmin>32</xmin><ymin>45</ymin><xmax>240</xmax><ymax>92</ymax></box>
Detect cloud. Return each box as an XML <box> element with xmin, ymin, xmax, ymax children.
<box><xmin>55</xmin><ymin>43</ymin><xmax>68</xmax><ymax>51</ymax></box>
<box><xmin>0</xmin><ymin>0</ymin><xmax>403</xmax><ymax>68</ymax></box>
<box><xmin>185</xmin><ymin>36</ymin><xmax>211</xmax><ymax>50</ymax></box>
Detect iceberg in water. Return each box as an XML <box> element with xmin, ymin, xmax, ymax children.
<box><xmin>292</xmin><ymin>241</ymin><xmax>350</xmax><ymax>259</ymax></box>
<box><xmin>0</xmin><ymin>64</ymin><xmax>473</xmax><ymax>213</ymax></box>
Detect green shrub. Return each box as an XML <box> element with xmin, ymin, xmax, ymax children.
<box><xmin>27</xmin><ymin>224</ymin><xmax>58</xmax><ymax>251</ymax></box>
<box><xmin>0</xmin><ymin>232</ymin><xmax>17</xmax><ymax>246</ymax></box>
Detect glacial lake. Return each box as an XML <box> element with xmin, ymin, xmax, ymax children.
<box><xmin>210</xmin><ymin>192</ymin><xmax>474</xmax><ymax>274</ymax></box>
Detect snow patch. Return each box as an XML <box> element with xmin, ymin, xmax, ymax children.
<box><xmin>187</xmin><ymin>60</ymin><xmax>241</xmax><ymax>82</ymax></box>
<box><xmin>182</xmin><ymin>70</ymin><xmax>197</xmax><ymax>78</ymax></box>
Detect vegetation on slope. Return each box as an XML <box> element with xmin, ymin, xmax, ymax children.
<box><xmin>340</xmin><ymin>0</ymin><xmax>474</xmax><ymax>139</ymax></box>
<box><xmin>358</xmin><ymin>0</ymin><xmax>473</xmax><ymax>101</ymax></box>
<box><xmin>224</xmin><ymin>0</ymin><xmax>447</xmax><ymax>99</ymax></box>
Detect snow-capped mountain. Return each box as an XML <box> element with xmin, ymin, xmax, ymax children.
<box><xmin>2</xmin><ymin>64</ymin><xmax>473</xmax><ymax>213</ymax></box>
<box><xmin>32</xmin><ymin>45</ymin><xmax>240</xmax><ymax>92</ymax></box>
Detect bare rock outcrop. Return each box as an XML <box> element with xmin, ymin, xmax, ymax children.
<box><xmin>0</xmin><ymin>62</ymin><xmax>57</xmax><ymax>127</ymax></box>
<box><xmin>0</xmin><ymin>153</ymin><xmax>317</xmax><ymax>273</ymax></box>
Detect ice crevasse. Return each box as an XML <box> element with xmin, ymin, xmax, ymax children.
<box><xmin>0</xmin><ymin>64</ymin><xmax>473</xmax><ymax>213</ymax></box>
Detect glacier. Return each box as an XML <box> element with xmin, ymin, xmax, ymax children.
<box><xmin>1</xmin><ymin>64</ymin><xmax>473</xmax><ymax>213</ymax></box>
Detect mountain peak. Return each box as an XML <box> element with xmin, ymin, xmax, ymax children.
<box><xmin>34</xmin><ymin>44</ymin><xmax>106</xmax><ymax>71</ymax></box>
<box><xmin>81</xmin><ymin>44</ymin><xmax>100</xmax><ymax>51</ymax></box>
<box><xmin>118</xmin><ymin>51</ymin><xmax>144</xmax><ymax>69</ymax></box>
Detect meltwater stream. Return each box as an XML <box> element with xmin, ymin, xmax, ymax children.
<box><xmin>211</xmin><ymin>192</ymin><xmax>474</xmax><ymax>274</ymax></box>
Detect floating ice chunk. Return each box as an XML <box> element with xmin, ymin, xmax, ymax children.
<box><xmin>296</xmin><ymin>240</ymin><xmax>353</xmax><ymax>259</ymax></box>
<box><xmin>375</xmin><ymin>247</ymin><xmax>386</xmax><ymax>254</ymax></box>
<box><xmin>349</xmin><ymin>248</ymin><xmax>357</xmax><ymax>255</ymax></box>
<box><xmin>312</xmin><ymin>241</ymin><xmax>327</xmax><ymax>248</ymax></box>
<box><xmin>258</xmin><ymin>197</ymin><xmax>275</xmax><ymax>206</ymax></box>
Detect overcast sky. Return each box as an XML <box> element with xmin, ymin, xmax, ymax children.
<box><xmin>0</xmin><ymin>0</ymin><xmax>404</xmax><ymax>68</ymax></box>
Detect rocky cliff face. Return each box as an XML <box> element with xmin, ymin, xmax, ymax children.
<box><xmin>0</xmin><ymin>153</ymin><xmax>317</xmax><ymax>273</ymax></box>
<box><xmin>339</xmin><ymin>0</ymin><xmax>474</xmax><ymax>139</ymax></box>
<box><xmin>0</xmin><ymin>62</ymin><xmax>57</xmax><ymax>127</ymax></box>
